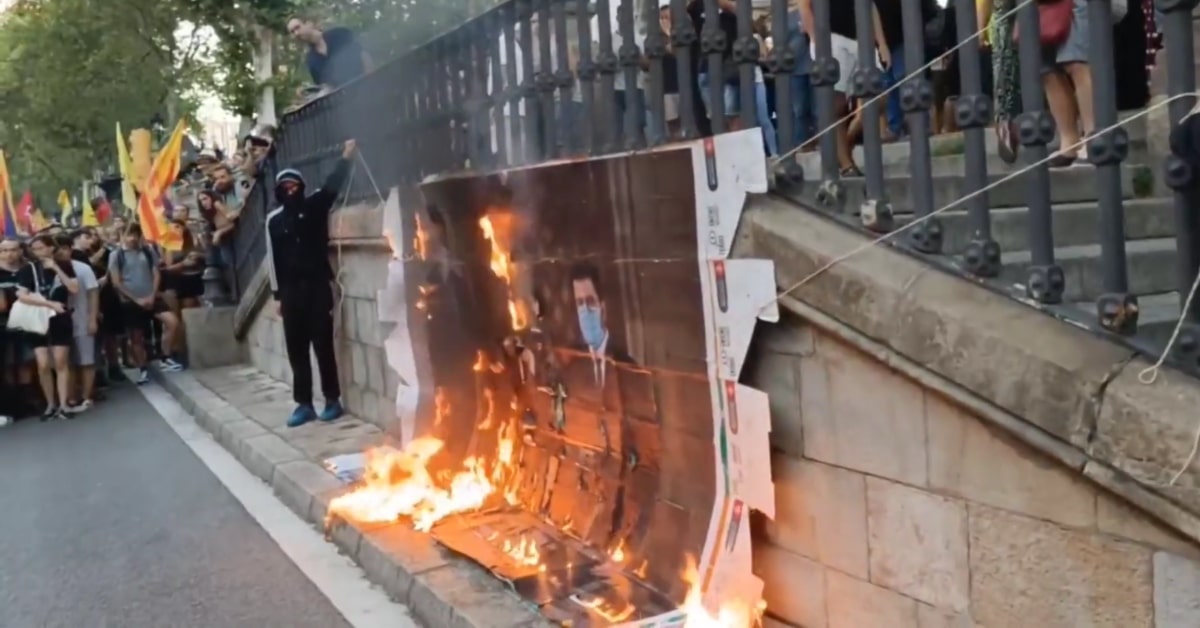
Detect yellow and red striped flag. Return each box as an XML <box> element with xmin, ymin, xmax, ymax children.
<box><xmin>136</xmin><ymin>119</ymin><xmax>186</xmax><ymax>251</ymax></box>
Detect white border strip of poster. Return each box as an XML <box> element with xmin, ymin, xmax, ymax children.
<box><xmin>618</xmin><ymin>129</ymin><xmax>777</xmax><ymax>627</ymax></box>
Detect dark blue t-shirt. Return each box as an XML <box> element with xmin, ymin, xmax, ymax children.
<box><xmin>305</xmin><ymin>27</ymin><xmax>366</xmax><ymax>88</ymax></box>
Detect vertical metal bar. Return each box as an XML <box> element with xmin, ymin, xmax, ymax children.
<box><xmin>734</xmin><ymin>0</ymin><xmax>756</xmax><ymax>130</ymax></box>
<box><xmin>809</xmin><ymin>0</ymin><xmax>838</xmax><ymax>183</ymax></box>
<box><xmin>519</xmin><ymin>0</ymin><xmax>542</xmax><ymax>162</ymax></box>
<box><xmin>618</xmin><ymin>0</ymin><xmax>645</xmax><ymax>149</ymax></box>
<box><xmin>671</xmin><ymin>0</ymin><xmax>700</xmax><ymax>139</ymax></box>
<box><xmin>701</xmin><ymin>0</ymin><xmax>727</xmax><ymax>131</ymax></box>
<box><xmin>492</xmin><ymin>10</ymin><xmax>510</xmax><ymax>169</ymax></box>
<box><xmin>575</xmin><ymin>0</ymin><xmax>598</xmax><ymax>154</ymax></box>
<box><xmin>954</xmin><ymin>0</ymin><xmax>999</xmax><ymax>275</ymax></box>
<box><xmin>900</xmin><ymin>0</ymin><xmax>939</xmax><ymax>251</ymax></box>
<box><xmin>853</xmin><ymin>0</ymin><xmax>889</xmax><ymax>231</ymax></box>
<box><xmin>553</xmin><ymin>0</ymin><xmax>575</xmax><ymax>156</ymax></box>
<box><xmin>536</xmin><ymin>0</ymin><xmax>558</xmax><ymax>157</ymax></box>
<box><xmin>432</xmin><ymin>45</ymin><xmax>450</xmax><ymax>173</ymax></box>
<box><xmin>506</xmin><ymin>4</ymin><xmax>525</xmax><ymax>164</ymax></box>
<box><xmin>1087</xmin><ymin>0</ymin><xmax>1135</xmax><ymax>333</ymax></box>
<box><xmin>449</xmin><ymin>39</ymin><xmax>468</xmax><ymax>170</ymax></box>
<box><xmin>1013</xmin><ymin>0</ymin><xmax>1063</xmax><ymax>303</ymax></box>
<box><xmin>467</xmin><ymin>27</ymin><xmax>488</xmax><ymax>169</ymax></box>
<box><xmin>596</xmin><ymin>0</ymin><xmax>620</xmax><ymax>152</ymax></box>
<box><xmin>769</xmin><ymin>0</ymin><xmax>795</xmax><ymax>156</ymax></box>
<box><xmin>644</xmin><ymin>0</ymin><xmax>668</xmax><ymax>145</ymax></box>
<box><xmin>1157</xmin><ymin>0</ymin><xmax>1200</xmax><ymax>358</ymax></box>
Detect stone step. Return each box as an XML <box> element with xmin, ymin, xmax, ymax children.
<box><xmin>1001</xmin><ymin>237</ymin><xmax>1179</xmax><ymax>302</ymax></box>
<box><xmin>896</xmin><ymin>198</ymin><xmax>1177</xmax><ymax>255</ymax></box>
<box><xmin>793</xmin><ymin>110</ymin><xmax>1152</xmax><ymax>177</ymax></box>
<box><xmin>799</xmin><ymin>164</ymin><xmax>1146</xmax><ymax>215</ymax></box>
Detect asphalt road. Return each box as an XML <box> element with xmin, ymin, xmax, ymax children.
<box><xmin>0</xmin><ymin>385</ymin><xmax>354</xmax><ymax>628</ymax></box>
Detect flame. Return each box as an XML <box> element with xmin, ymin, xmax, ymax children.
<box><xmin>479</xmin><ymin>214</ymin><xmax>527</xmax><ymax>331</ymax></box>
<box><xmin>501</xmin><ymin>534</ymin><xmax>544</xmax><ymax>570</ymax></box>
<box><xmin>610</xmin><ymin>539</ymin><xmax>628</xmax><ymax>563</ymax></box>
<box><xmin>414</xmin><ymin>212</ymin><xmax>429</xmax><ymax>261</ymax></box>
<box><xmin>680</xmin><ymin>555</ymin><xmax>766</xmax><ymax>628</ymax></box>
<box><xmin>328</xmin><ymin>426</ymin><xmax>519</xmax><ymax>533</ymax></box>
<box><xmin>574</xmin><ymin>595</ymin><xmax>637</xmax><ymax>623</ymax></box>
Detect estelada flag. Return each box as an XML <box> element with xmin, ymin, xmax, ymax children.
<box><xmin>0</xmin><ymin>151</ymin><xmax>18</xmax><ymax>237</ymax></box>
<box><xmin>14</xmin><ymin>190</ymin><xmax>33</xmax><ymax>235</ymax></box>
<box><xmin>30</xmin><ymin>210</ymin><xmax>49</xmax><ymax>231</ymax></box>
<box><xmin>94</xmin><ymin>197</ymin><xmax>112</xmax><ymax>224</ymax></box>
<box><xmin>136</xmin><ymin>119</ymin><xmax>186</xmax><ymax>251</ymax></box>
<box><xmin>30</xmin><ymin>208</ymin><xmax>49</xmax><ymax>232</ymax></box>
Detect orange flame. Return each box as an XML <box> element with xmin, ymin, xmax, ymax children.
<box><xmin>479</xmin><ymin>214</ymin><xmax>527</xmax><ymax>331</ymax></box>
<box><xmin>413</xmin><ymin>212</ymin><xmax>429</xmax><ymax>261</ymax></box>
<box><xmin>327</xmin><ymin>428</ymin><xmax>518</xmax><ymax>533</ymax></box>
<box><xmin>680</xmin><ymin>555</ymin><xmax>766</xmax><ymax>627</ymax></box>
<box><xmin>610</xmin><ymin>539</ymin><xmax>628</xmax><ymax>564</ymax></box>
<box><xmin>501</xmin><ymin>534</ymin><xmax>544</xmax><ymax>570</ymax></box>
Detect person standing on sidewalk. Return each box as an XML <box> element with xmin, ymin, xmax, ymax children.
<box><xmin>108</xmin><ymin>224</ymin><xmax>184</xmax><ymax>385</ymax></box>
<box><xmin>266</xmin><ymin>139</ymin><xmax>356</xmax><ymax>427</ymax></box>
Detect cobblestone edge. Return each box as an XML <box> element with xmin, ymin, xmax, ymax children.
<box><xmin>153</xmin><ymin>370</ymin><xmax>551</xmax><ymax>628</ymax></box>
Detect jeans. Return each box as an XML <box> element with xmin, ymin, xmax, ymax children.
<box><xmin>698</xmin><ymin>73</ymin><xmax>779</xmax><ymax>156</ymax></box>
<box><xmin>883</xmin><ymin>44</ymin><xmax>907</xmax><ymax>137</ymax></box>
<box><xmin>791</xmin><ymin>74</ymin><xmax>816</xmax><ymax>148</ymax></box>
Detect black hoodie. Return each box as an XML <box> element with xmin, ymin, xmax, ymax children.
<box><xmin>266</xmin><ymin>158</ymin><xmax>351</xmax><ymax>300</ymax></box>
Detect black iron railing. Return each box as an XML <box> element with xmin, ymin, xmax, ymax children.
<box><xmin>248</xmin><ymin>0</ymin><xmax>1200</xmax><ymax>373</ymax></box>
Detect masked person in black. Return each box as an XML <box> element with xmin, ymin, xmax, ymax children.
<box><xmin>266</xmin><ymin>138</ymin><xmax>356</xmax><ymax>427</ymax></box>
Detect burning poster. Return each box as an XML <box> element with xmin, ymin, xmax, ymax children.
<box><xmin>329</xmin><ymin>129</ymin><xmax>776</xmax><ymax>626</ymax></box>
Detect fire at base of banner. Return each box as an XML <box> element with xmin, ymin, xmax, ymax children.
<box><xmin>323</xmin><ymin>434</ymin><xmax>764</xmax><ymax>627</ymax></box>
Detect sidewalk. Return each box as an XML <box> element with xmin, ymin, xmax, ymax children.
<box><xmin>155</xmin><ymin>365</ymin><xmax>550</xmax><ymax>628</ymax></box>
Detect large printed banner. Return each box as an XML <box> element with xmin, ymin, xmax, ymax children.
<box><xmin>371</xmin><ymin>129</ymin><xmax>777</xmax><ymax>625</ymax></box>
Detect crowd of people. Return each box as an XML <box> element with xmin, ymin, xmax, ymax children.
<box><xmin>0</xmin><ymin>120</ymin><xmax>279</xmax><ymax>428</ymax></box>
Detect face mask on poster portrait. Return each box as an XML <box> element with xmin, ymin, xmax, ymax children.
<box><xmin>577</xmin><ymin>304</ymin><xmax>606</xmax><ymax>351</ymax></box>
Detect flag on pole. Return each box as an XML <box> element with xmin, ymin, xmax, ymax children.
<box><xmin>116</xmin><ymin>123</ymin><xmax>137</xmax><ymax>210</ymax></box>
<box><xmin>0</xmin><ymin>151</ymin><xmax>18</xmax><ymax>237</ymax></box>
<box><xmin>14</xmin><ymin>191</ymin><xmax>33</xmax><ymax>235</ymax></box>
<box><xmin>82</xmin><ymin>199</ymin><xmax>99</xmax><ymax>226</ymax></box>
<box><xmin>30</xmin><ymin>208</ymin><xmax>49</xmax><ymax>231</ymax></box>
<box><xmin>94</xmin><ymin>197</ymin><xmax>113</xmax><ymax>224</ymax></box>
<box><xmin>58</xmin><ymin>189</ymin><xmax>73</xmax><ymax>222</ymax></box>
<box><xmin>136</xmin><ymin>119</ymin><xmax>186</xmax><ymax>251</ymax></box>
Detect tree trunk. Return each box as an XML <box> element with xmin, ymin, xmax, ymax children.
<box><xmin>253</xmin><ymin>24</ymin><xmax>277</xmax><ymax>126</ymax></box>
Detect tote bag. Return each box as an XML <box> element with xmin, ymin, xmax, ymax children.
<box><xmin>6</xmin><ymin>264</ymin><xmax>53</xmax><ymax>336</ymax></box>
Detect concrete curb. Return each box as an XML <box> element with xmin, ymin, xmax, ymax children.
<box><xmin>153</xmin><ymin>370</ymin><xmax>552</xmax><ymax>628</ymax></box>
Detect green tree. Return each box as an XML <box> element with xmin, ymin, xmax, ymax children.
<box><xmin>0</xmin><ymin>0</ymin><xmax>205</xmax><ymax>205</ymax></box>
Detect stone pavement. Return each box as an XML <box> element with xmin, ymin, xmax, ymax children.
<box><xmin>155</xmin><ymin>365</ymin><xmax>552</xmax><ymax>628</ymax></box>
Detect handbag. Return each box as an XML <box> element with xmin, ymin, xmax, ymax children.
<box><xmin>6</xmin><ymin>264</ymin><xmax>54</xmax><ymax>336</ymax></box>
<box><xmin>1012</xmin><ymin>0</ymin><xmax>1074</xmax><ymax>49</ymax></box>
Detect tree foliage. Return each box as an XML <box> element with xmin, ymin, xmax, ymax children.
<box><xmin>0</xmin><ymin>0</ymin><xmax>485</xmax><ymax>204</ymax></box>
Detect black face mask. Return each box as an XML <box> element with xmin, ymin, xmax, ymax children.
<box><xmin>276</xmin><ymin>183</ymin><xmax>305</xmax><ymax>207</ymax></box>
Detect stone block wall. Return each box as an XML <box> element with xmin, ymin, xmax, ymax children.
<box><xmin>244</xmin><ymin>232</ymin><xmax>400</xmax><ymax>435</ymax></box>
<box><xmin>744</xmin><ymin>313</ymin><xmax>1200</xmax><ymax>628</ymax></box>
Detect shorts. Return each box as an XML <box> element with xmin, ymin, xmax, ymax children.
<box><xmin>100</xmin><ymin>285</ymin><xmax>124</xmax><ymax>334</ymax></box>
<box><xmin>1041</xmin><ymin>0</ymin><xmax>1089</xmax><ymax>72</ymax></box>
<box><xmin>121</xmin><ymin>298</ymin><xmax>169</xmax><ymax>335</ymax></box>
<box><xmin>814</xmin><ymin>33</ymin><xmax>879</xmax><ymax>96</ymax></box>
<box><xmin>72</xmin><ymin>334</ymin><xmax>96</xmax><ymax>367</ymax></box>
<box><xmin>176</xmin><ymin>274</ymin><xmax>205</xmax><ymax>300</ymax></box>
<box><xmin>28</xmin><ymin>314</ymin><xmax>74</xmax><ymax>348</ymax></box>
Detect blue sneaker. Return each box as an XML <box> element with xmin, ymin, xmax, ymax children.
<box><xmin>319</xmin><ymin>399</ymin><xmax>344</xmax><ymax>423</ymax></box>
<box><xmin>287</xmin><ymin>404</ymin><xmax>318</xmax><ymax>428</ymax></box>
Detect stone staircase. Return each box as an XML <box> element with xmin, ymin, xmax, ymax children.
<box><xmin>787</xmin><ymin>113</ymin><xmax>1183</xmax><ymax>344</ymax></box>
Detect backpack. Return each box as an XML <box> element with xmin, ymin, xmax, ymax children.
<box><xmin>115</xmin><ymin>245</ymin><xmax>155</xmax><ymax>275</ymax></box>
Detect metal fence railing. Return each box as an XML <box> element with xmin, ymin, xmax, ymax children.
<box><xmin>259</xmin><ymin>0</ymin><xmax>1200</xmax><ymax>374</ymax></box>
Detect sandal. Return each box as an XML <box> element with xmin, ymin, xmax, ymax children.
<box><xmin>839</xmin><ymin>165</ymin><xmax>865</xmax><ymax>178</ymax></box>
<box><xmin>996</xmin><ymin>120</ymin><xmax>1018</xmax><ymax>165</ymax></box>
<box><xmin>1047</xmin><ymin>152</ymin><xmax>1077</xmax><ymax>168</ymax></box>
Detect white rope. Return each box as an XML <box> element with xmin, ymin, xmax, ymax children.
<box><xmin>759</xmin><ymin>92</ymin><xmax>1199</xmax><ymax>314</ymax></box>
<box><xmin>331</xmin><ymin>152</ymin><xmax>388</xmax><ymax>324</ymax></box>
